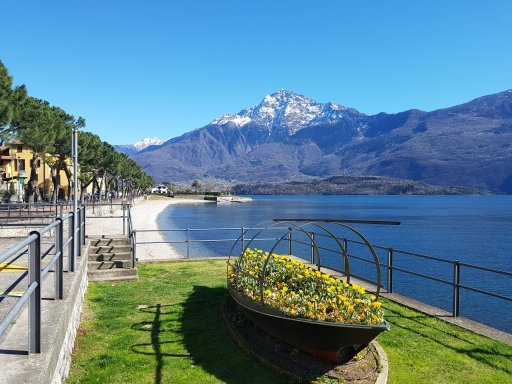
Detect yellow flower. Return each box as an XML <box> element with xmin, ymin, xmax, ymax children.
<box><xmin>373</xmin><ymin>301</ymin><xmax>382</xmax><ymax>308</ymax></box>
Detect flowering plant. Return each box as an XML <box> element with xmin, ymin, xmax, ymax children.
<box><xmin>228</xmin><ymin>248</ymin><xmax>384</xmax><ymax>325</ymax></box>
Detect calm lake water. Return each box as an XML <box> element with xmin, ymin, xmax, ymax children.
<box><xmin>158</xmin><ymin>195</ymin><xmax>512</xmax><ymax>333</ymax></box>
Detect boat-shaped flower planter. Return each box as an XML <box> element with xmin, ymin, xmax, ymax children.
<box><xmin>227</xmin><ymin>219</ymin><xmax>398</xmax><ymax>363</ymax></box>
<box><xmin>228</xmin><ymin>285</ymin><xmax>389</xmax><ymax>363</ymax></box>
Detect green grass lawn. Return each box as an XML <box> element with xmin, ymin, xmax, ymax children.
<box><xmin>68</xmin><ymin>261</ymin><xmax>512</xmax><ymax>384</ymax></box>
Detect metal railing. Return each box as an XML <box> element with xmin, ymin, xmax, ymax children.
<box><xmin>132</xmin><ymin>225</ymin><xmax>512</xmax><ymax>320</ymax></box>
<box><xmin>0</xmin><ymin>206</ymin><xmax>85</xmax><ymax>353</ymax></box>
<box><xmin>127</xmin><ymin>204</ymin><xmax>136</xmax><ymax>268</ymax></box>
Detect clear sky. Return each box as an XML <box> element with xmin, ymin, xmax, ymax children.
<box><xmin>1</xmin><ymin>1</ymin><xmax>511</xmax><ymax>145</ymax></box>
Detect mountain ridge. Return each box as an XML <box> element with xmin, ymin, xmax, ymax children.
<box><xmin>129</xmin><ymin>89</ymin><xmax>512</xmax><ymax>193</ymax></box>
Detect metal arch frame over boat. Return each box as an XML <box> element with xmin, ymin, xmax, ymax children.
<box><xmin>227</xmin><ymin>218</ymin><xmax>399</xmax><ymax>363</ymax></box>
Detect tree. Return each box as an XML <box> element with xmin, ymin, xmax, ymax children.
<box><xmin>0</xmin><ymin>60</ymin><xmax>154</xmax><ymax>203</ymax></box>
<box><xmin>192</xmin><ymin>180</ymin><xmax>201</xmax><ymax>194</ymax></box>
<box><xmin>10</xmin><ymin>97</ymin><xmax>57</xmax><ymax>203</ymax></box>
<box><xmin>0</xmin><ymin>60</ymin><xmax>14</xmax><ymax>130</ymax></box>
<box><xmin>77</xmin><ymin>131</ymin><xmax>104</xmax><ymax>201</ymax></box>
<box><xmin>163</xmin><ymin>182</ymin><xmax>176</xmax><ymax>193</ymax></box>
<box><xmin>46</xmin><ymin>107</ymin><xmax>84</xmax><ymax>202</ymax></box>
<box><xmin>0</xmin><ymin>60</ymin><xmax>27</xmax><ymax>144</ymax></box>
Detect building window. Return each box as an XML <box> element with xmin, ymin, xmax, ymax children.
<box><xmin>17</xmin><ymin>145</ymin><xmax>23</xmax><ymax>153</ymax></box>
<box><xmin>18</xmin><ymin>159</ymin><xmax>26</xmax><ymax>171</ymax></box>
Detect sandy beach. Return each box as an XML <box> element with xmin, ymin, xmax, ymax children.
<box><xmin>86</xmin><ymin>197</ymin><xmax>210</xmax><ymax>261</ymax></box>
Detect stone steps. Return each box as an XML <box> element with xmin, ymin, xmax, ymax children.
<box><xmin>89</xmin><ymin>260</ymin><xmax>132</xmax><ymax>269</ymax></box>
<box><xmin>87</xmin><ymin>268</ymin><xmax>139</xmax><ymax>282</ymax></box>
<box><xmin>90</xmin><ymin>238</ymin><xmax>130</xmax><ymax>247</ymax></box>
<box><xmin>90</xmin><ymin>245</ymin><xmax>132</xmax><ymax>254</ymax></box>
<box><xmin>88</xmin><ymin>252</ymin><xmax>132</xmax><ymax>261</ymax></box>
<box><xmin>87</xmin><ymin>235</ymin><xmax>138</xmax><ymax>282</ymax></box>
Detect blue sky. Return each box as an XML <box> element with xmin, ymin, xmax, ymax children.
<box><xmin>1</xmin><ymin>1</ymin><xmax>511</xmax><ymax>144</ymax></box>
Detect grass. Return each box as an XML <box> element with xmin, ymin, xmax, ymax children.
<box><xmin>68</xmin><ymin>261</ymin><xmax>512</xmax><ymax>384</ymax></box>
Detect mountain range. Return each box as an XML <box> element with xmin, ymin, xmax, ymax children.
<box><xmin>123</xmin><ymin>89</ymin><xmax>512</xmax><ymax>193</ymax></box>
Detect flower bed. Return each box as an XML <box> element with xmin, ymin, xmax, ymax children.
<box><xmin>228</xmin><ymin>248</ymin><xmax>384</xmax><ymax>325</ymax></box>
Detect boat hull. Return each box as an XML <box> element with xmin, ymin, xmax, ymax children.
<box><xmin>228</xmin><ymin>286</ymin><xmax>389</xmax><ymax>363</ymax></box>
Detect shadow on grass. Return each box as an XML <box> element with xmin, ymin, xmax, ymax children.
<box><xmin>180</xmin><ymin>285</ymin><xmax>286</xmax><ymax>384</ymax></box>
<box><xmin>129</xmin><ymin>286</ymin><xmax>285</xmax><ymax>384</ymax></box>
<box><xmin>384</xmin><ymin>306</ymin><xmax>512</xmax><ymax>375</ymax></box>
<box><xmin>130</xmin><ymin>304</ymin><xmax>190</xmax><ymax>384</ymax></box>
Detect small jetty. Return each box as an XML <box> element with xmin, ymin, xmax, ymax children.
<box><xmin>204</xmin><ymin>196</ymin><xmax>252</xmax><ymax>203</ymax></box>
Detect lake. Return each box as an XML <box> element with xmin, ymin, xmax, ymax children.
<box><xmin>158</xmin><ymin>195</ymin><xmax>512</xmax><ymax>333</ymax></box>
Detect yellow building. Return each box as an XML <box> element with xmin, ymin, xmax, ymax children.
<box><xmin>0</xmin><ymin>142</ymin><xmax>74</xmax><ymax>202</ymax></box>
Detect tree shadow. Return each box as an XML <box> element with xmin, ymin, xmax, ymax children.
<box><xmin>180</xmin><ymin>285</ymin><xmax>288</xmax><ymax>384</ymax></box>
<box><xmin>130</xmin><ymin>303</ymin><xmax>190</xmax><ymax>384</ymax></box>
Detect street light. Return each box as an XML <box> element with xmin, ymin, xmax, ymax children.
<box><xmin>71</xmin><ymin>127</ymin><xmax>78</xmax><ymax>271</ymax></box>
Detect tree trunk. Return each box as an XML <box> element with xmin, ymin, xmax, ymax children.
<box><xmin>26</xmin><ymin>153</ymin><xmax>39</xmax><ymax>204</ymax></box>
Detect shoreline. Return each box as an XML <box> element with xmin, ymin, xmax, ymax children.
<box><xmin>132</xmin><ymin>197</ymin><xmax>211</xmax><ymax>261</ymax></box>
<box><xmin>86</xmin><ymin>197</ymin><xmax>211</xmax><ymax>261</ymax></box>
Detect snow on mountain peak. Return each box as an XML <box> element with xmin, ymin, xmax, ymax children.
<box><xmin>133</xmin><ymin>137</ymin><xmax>164</xmax><ymax>151</ymax></box>
<box><xmin>211</xmin><ymin>114</ymin><xmax>251</xmax><ymax>127</ymax></box>
<box><xmin>209</xmin><ymin>90</ymin><xmax>362</xmax><ymax>135</ymax></box>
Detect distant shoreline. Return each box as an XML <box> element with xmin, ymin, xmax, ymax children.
<box><xmin>233</xmin><ymin>175</ymin><xmax>482</xmax><ymax>196</ymax></box>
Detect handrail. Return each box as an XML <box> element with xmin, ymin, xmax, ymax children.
<box><xmin>0</xmin><ymin>205</ymin><xmax>86</xmax><ymax>353</ymax></box>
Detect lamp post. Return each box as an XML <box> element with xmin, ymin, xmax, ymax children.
<box><xmin>72</xmin><ymin>128</ymin><xmax>78</xmax><ymax>265</ymax></box>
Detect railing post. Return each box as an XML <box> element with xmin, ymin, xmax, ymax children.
<box><xmin>287</xmin><ymin>227</ymin><xmax>292</xmax><ymax>255</ymax></box>
<box><xmin>69</xmin><ymin>211</ymin><xmax>75</xmax><ymax>272</ymax></box>
<box><xmin>453</xmin><ymin>261</ymin><xmax>461</xmax><ymax>317</ymax></box>
<box><xmin>55</xmin><ymin>217</ymin><xmax>63</xmax><ymax>300</ymax></box>
<box><xmin>28</xmin><ymin>230</ymin><xmax>41</xmax><ymax>353</ymax></box>
<box><xmin>387</xmin><ymin>247</ymin><xmax>393</xmax><ymax>293</ymax></box>
<box><xmin>132</xmin><ymin>230</ymin><xmax>137</xmax><ymax>268</ymax></box>
<box><xmin>76</xmin><ymin>208</ymin><xmax>81</xmax><ymax>257</ymax></box>
<box><xmin>122</xmin><ymin>202</ymin><xmax>126</xmax><ymax>235</ymax></box>
<box><xmin>81</xmin><ymin>206</ymin><xmax>86</xmax><ymax>246</ymax></box>
<box><xmin>241</xmin><ymin>227</ymin><xmax>245</xmax><ymax>254</ymax></box>
<box><xmin>186</xmin><ymin>228</ymin><xmax>190</xmax><ymax>258</ymax></box>
<box><xmin>343</xmin><ymin>238</ymin><xmax>348</xmax><ymax>273</ymax></box>
<box><xmin>310</xmin><ymin>232</ymin><xmax>315</xmax><ymax>264</ymax></box>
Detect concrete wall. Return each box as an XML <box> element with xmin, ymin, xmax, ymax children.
<box><xmin>0</xmin><ymin>242</ymin><xmax>89</xmax><ymax>384</ymax></box>
<box><xmin>51</xmin><ymin>249</ymin><xmax>89</xmax><ymax>383</ymax></box>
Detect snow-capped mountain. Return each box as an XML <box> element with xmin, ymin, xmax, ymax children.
<box><xmin>131</xmin><ymin>89</ymin><xmax>512</xmax><ymax>193</ymax></box>
<box><xmin>114</xmin><ymin>137</ymin><xmax>164</xmax><ymax>156</ymax></box>
<box><xmin>133</xmin><ymin>137</ymin><xmax>164</xmax><ymax>151</ymax></box>
<box><xmin>211</xmin><ymin>90</ymin><xmax>363</xmax><ymax>136</ymax></box>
